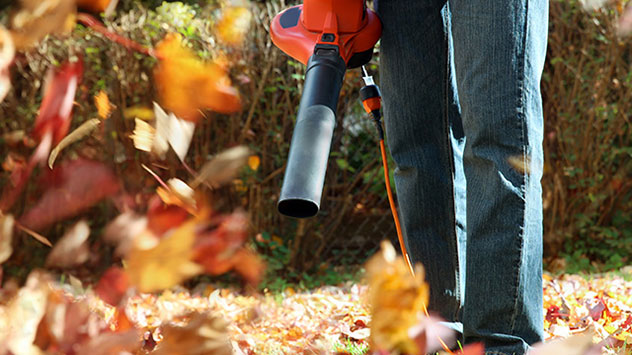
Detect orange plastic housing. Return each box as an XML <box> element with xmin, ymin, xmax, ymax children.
<box><xmin>270</xmin><ymin>0</ymin><xmax>381</xmax><ymax>67</ymax></box>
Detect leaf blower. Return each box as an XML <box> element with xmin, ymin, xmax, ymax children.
<box><xmin>270</xmin><ymin>0</ymin><xmax>382</xmax><ymax>219</ymax></box>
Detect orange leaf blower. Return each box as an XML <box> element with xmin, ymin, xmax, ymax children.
<box><xmin>271</xmin><ymin>0</ymin><xmax>382</xmax><ymax>218</ymax></box>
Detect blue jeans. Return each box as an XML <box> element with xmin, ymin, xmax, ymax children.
<box><xmin>376</xmin><ymin>0</ymin><xmax>547</xmax><ymax>354</ymax></box>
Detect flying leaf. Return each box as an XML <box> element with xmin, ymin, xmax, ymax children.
<box><xmin>154</xmin><ymin>33</ymin><xmax>241</xmax><ymax>122</ymax></box>
<box><xmin>103</xmin><ymin>212</ymin><xmax>147</xmax><ymax>257</ymax></box>
<box><xmin>248</xmin><ymin>155</ymin><xmax>260</xmax><ymax>171</ymax></box>
<box><xmin>9</xmin><ymin>0</ymin><xmax>76</xmax><ymax>50</ymax></box>
<box><xmin>365</xmin><ymin>240</ymin><xmax>430</xmax><ymax>355</ymax></box>
<box><xmin>190</xmin><ymin>146</ymin><xmax>250</xmax><ymax>189</ymax></box>
<box><xmin>0</xmin><ymin>214</ymin><xmax>14</xmax><ymax>264</ymax></box>
<box><xmin>152</xmin><ymin>102</ymin><xmax>195</xmax><ymax>161</ymax></box>
<box><xmin>0</xmin><ymin>26</ymin><xmax>15</xmax><ymax>104</ymax></box>
<box><xmin>94</xmin><ymin>90</ymin><xmax>112</xmax><ymax>119</ymax></box>
<box><xmin>131</xmin><ymin>118</ymin><xmax>155</xmax><ymax>153</ymax></box>
<box><xmin>20</xmin><ymin>159</ymin><xmax>120</xmax><ymax>231</ymax></box>
<box><xmin>215</xmin><ymin>6</ymin><xmax>252</xmax><ymax>46</ymax></box>
<box><xmin>94</xmin><ymin>266</ymin><xmax>130</xmax><ymax>306</ymax></box>
<box><xmin>123</xmin><ymin>106</ymin><xmax>154</xmax><ymax>120</ymax></box>
<box><xmin>125</xmin><ymin>219</ymin><xmax>202</xmax><ymax>293</ymax></box>
<box><xmin>156</xmin><ymin>178</ymin><xmax>197</xmax><ymax>212</ymax></box>
<box><xmin>32</xmin><ymin>58</ymin><xmax>84</xmax><ymax>147</ymax></box>
<box><xmin>153</xmin><ymin>312</ymin><xmax>233</xmax><ymax>355</ymax></box>
<box><xmin>146</xmin><ymin>195</ymin><xmax>191</xmax><ymax>236</ymax></box>
<box><xmin>45</xmin><ymin>220</ymin><xmax>90</xmax><ymax>268</ymax></box>
<box><xmin>48</xmin><ymin>118</ymin><xmax>101</xmax><ymax>168</ymax></box>
<box><xmin>15</xmin><ymin>222</ymin><xmax>53</xmax><ymax>247</ymax></box>
<box><xmin>619</xmin><ymin>4</ymin><xmax>632</xmax><ymax>36</ymax></box>
<box><xmin>77</xmin><ymin>0</ymin><xmax>118</xmax><ymax>15</ymax></box>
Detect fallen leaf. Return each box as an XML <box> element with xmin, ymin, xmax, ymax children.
<box><xmin>215</xmin><ymin>6</ymin><xmax>252</xmax><ymax>46</ymax></box>
<box><xmin>94</xmin><ymin>267</ymin><xmax>130</xmax><ymax>306</ymax></box>
<box><xmin>0</xmin><ymin>25</ymin><xmax>15</xmax><ymax>103</ymax></box>
<box><xmin>0</xmin><ymin>214</ymin><xmax>14</xmax><ymax>264</ymax></box>
<box><xmin>76</xmin><ymin>330</ymin><xmax>140</xmax><ymax>355</ymax></box>
<box><xmin>530</xmin><ymin>329</ymin><xmax>602</xmax><ymax>355</ymax></box>
<box><xmin>154</xmin><ymin>33</ymin><xmax>241</xmax><ymax>122</ymax></box>
<box><xmin>154</xmin><ymin>312</ymin><xmax>233</xmax><ymax>355</ymax></box>
<box><xmin>20</xmin><ymin>159</ymin><xmax>120</xmax><ymax>231</ymax></box>
<box><xmin>32</xmin><ymin>58</ymin><xmax>84</xmax><ymax>147</ymax></box>
<box><xmin>45</xmin><ymin>220</ymin><xmax>90</xmax><ymax>268</ymax></box>
<box><xmin>365</xmin><ymin>240</ymin><xmax>430</xmax><ymax>355</ymax></box>
<box><xmin>48</xmin><ymin>118</ymin><xmax>101</xmax><ymax>168</ymax></box>
<box><xmin>190</xmin><ymin>146</ymin><xmax>250</xmax><ymax>189</ymax></box>
<box><xmin>4</xmin><ymin>271</ymin><xmax>51</xmax><ymax>354</ymax></box>
<box><xmin>9</xmin><ymin>0</ymin><xmax>76</xmax><ymax>50</ymax></box>
<box><xmin>125</xmin><ymin>219</ymin><xmax>202</xmax><ymax>293</ymax></box>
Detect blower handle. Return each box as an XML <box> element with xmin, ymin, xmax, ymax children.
<box><xmin>278</xmin><ymin>46</ymin><xmax>346</xmax><ymax>218</ymax></box>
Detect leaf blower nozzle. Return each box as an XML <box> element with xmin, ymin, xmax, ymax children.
<box><xmin>278</xmin><ymin>49</ymin><xmax>346</xmax><ymax>218</ymax></box>
<box><xmin>271</xmin><ymin>0</ymin><xmax>381</xmax><ymax>218</ymax></box>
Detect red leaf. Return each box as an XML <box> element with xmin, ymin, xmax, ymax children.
<box><xmin>146</xmin><ymin>195</ymin><xmax>190</xmax><ymax>235</ymax></box>
<box><xmin>95</xmin><ymin>267</ymin><xmax>129</xmax><ymax>307</ymax></box>
<box><xmin>32</xmin><ymin>59</ymin><xmax>83</xmax><ymax>146</ymax></box>
<box><xmin>19</xmin><ymin>159</ymin><xmax>119</xmax><ymax>231</ymax></box>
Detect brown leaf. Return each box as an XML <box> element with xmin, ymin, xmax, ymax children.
<box><xmin>0</xmin><ymin>214</ymin><xmax>14</xmax><ymax>264</ymax></box>
<box><xmin>154</xmin><ymin>312</ymin><xmax>233</xmax><ymax>355</ymax></box>
<box><xmin>9</xmin><ymin>0</ymin><xmax>76</xmax><ymax>50</ymax></box>
<box><xmin>48</xmin><ymin>118</ymin><xmax>101</xmax><ymax>168</ymax></box>
<box><xmin>94</xmin><ymin>267</ymin><xmax>130</xmax><ymax>306</ymax></box>
<box><xmin>76</xmin><ymin>330</ymin><xmax>140</xmax><ymax>355</ymax></box>
<box><xmin>154</xmin><ymin>33</ymin><xmax>241</xmax><ymax>122</ymax></box>
<box><xmin>190</xmin><ymin>146</ymin><xmax>250</xmax><ymax>189</ymax></box>
<box><xmin>530</xmin><ymin>329</ymin><xmax>601</xmax><ymax>355</ymax></box>
<box><xmin>20</xmin><ymin>159</ymin><xmax>120</xmax><ymax>231</ymax></box>
<box><xmin>45</xmin><ymin>220</ymin><xmax>90</xmax><ymax>268</ymax></box>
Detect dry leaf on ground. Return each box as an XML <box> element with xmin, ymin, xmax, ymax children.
<box><xmin>153</xmin><ymin>312</ymin><xmax>233</xmax><ymax>355</ymax></box>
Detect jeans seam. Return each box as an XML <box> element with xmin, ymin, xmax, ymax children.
<box><xmin>509</xmin><ymin>0</ymin><xmax>530</xmax><ymax>334</ymax></box>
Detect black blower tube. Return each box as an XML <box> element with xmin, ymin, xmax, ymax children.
<box><xmin>278</xmin><ymin>46</ymin><xmax>346</xmax><ymax>218</ymax></box>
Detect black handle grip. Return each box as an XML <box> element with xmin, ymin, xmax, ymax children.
<box><xmin>278</xmin><ymin>47</ymin><xmax>346</xmax><ymax>218</ymax></box>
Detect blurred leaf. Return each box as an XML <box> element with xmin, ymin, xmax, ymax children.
<box><xmin>77</xmin><ymin>0</ymin><xmax>118</xmax><ymax>15</ymax></box>
<box><xmin>32</xmin><ymin>59</ymin><xmax>84</xmax><ymax>147</ymax></box>
<box><xmin>619</xmin><ymin>4</ymin><xmax>632</xmax><ymax>36</ymax></box>
<box><xmin>45</xmin><ymin>220</ymin><xmax>90</xmax><ymax>268</ymax></box>
<box><xmin>0</xmin><ymin>26</ymin><xmax>14</xmax><ymax>104</ymax></box>
<box><xmin>15</xmin><ymin>223</ymin><xmax>53</xmax><ymax>247</ymax></box>
<box><xmin>20</xmin><ymin>159</ymin><xmax>120</xmax><ymax>231</ymax></box>
<box><xmin>0</xmin><ymin>214</ymin><xmax>14</xmax><ymax>264</ymax></box>
<box><xmin>48</xmin><ymin>118</ymin><xmax>101</xmax><ymax>168</ymax></box>
<box><xmin>146</xmin><ymin>195</ymin><xmax>191</xmax><ymax>235</ymax></box>
<box><xmin>190</xmin><ymin>146</ymin><xmax>250</xmax><ymax>189</ymax></box>
<box><xmin>215</xmin><ymin>6</ymin><xmax>252</xmax><ymax>46</ymax></box>
<box><xmin>103</xmin><ymin>212</ymin><xmax>147</xmax><ymax>257</ymax></box>
<box><xmin>248</xmin><ymin>155</ymin><xmax>260</xmax><ymax>171</ymax></box>
<box><xmin>530</xmin><ymin>329</ymin><xmax>601</xmax><ymax>355</ymax></box>
<box><xmin>94</xmin><ymin>90</ymin><xmax>112</xmax><ymax>119</ymax></box>
<box><xmin>156</xmin><ymin>178</ymin><xmax>197</xmax><ymax>212</ymax></box>
<box><xmin>130</xmin><ymin>118</ymin><xmax>155</xmax><ymax>153</ymax></box>
<box><xmin>123</xmin><ymin>106</ymin><xmax>154</xmax><ymax>121</ymax></box>
<box><xmin>125</xmin><ymin>219</ymin><xmax>202</xmax><ymax>293</ymax></box>
<box><xmin>153</xmin><ymin>312</ymin><xmax>233</xmax><ymax>355</ymax></box>
<box><xmin>153</xmin><ymin>102</ymin><xmax>195</xmax><ymax>161</ymax></box>
<box><xmin>9</xmin><ymin>0</ymin><xmax>76</xmax><ymax>50</ymax></box>
<box><xmin>154</xmin><ymin>33</ymin><xmax>241</xmax><ymax>122</ymax></box>
<box><xmin>365</xmin><ymin>241</ymin><xmax>429</xmax><ymax>354</ymax></box>
<box><xmin>94</xmin><ymin>266</ymin><xmax>129</xmax><ymax>306</ymax></box>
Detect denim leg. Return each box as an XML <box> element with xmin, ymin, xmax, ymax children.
<box><xmin>376</xmin><ymin>0</ymin><xmax>464</xmax><ymax>322</ymax></box>
<box><xmin>448</xmin><ymin>0</ymin><xmax>547</xmax><ymax>353</ymax></box>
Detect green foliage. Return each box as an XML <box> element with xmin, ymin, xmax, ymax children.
<box><xmin>332</xmin><ymin>339</ymin><xmax>369</xmax><ymax>355</ymax></box>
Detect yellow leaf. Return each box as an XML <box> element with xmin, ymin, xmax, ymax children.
<box><xmin>125</xmin><ymin>219</ymin><xmax>202</xmax><ymax>293</ymax></box>
<box><xmin>123</xmin><ymin>106</ymin><xmax>154</xmax><ymax>121</ymax></box>
<box><xmin>94</xmin><ymin>90</ymin><xmax>112</xmax><ymax>119</ymax></box>
<box><xmin>0</xmin><ymin>214</ymin><xmax>14</xmax><ymax>264</ymax></box>
<box><xmin>365</xmin><ymin>241</ymin><xmax>430</xmax><ymax>355</ymax></box>
<box><xmin>215</xmin><ymin>6</ymin><xmax>252</xmax><ymax>46</ymax></box>
<box><xmin>248</xmin><ymin>155</ymin><xmax>260</xmax><ymax>171</ymax></box>
<box><xmin>154</xmin><ymin>33</ymin><xmax>241</xmax><ymax>122</ymax></box>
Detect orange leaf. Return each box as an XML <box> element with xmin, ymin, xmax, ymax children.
<box><xmin>94</xmin><ymin>90</ymin><xmax>112</xmax><ymax>119</ymax></box>
<box><xmin>77</xmin><ymin>0</ymin><xmax>117</xmax><ymax>14</ymax></box>
<box><xmin>215</xmin><ymin>6</ymin><xmax>252</xmax><ymax>46</ymax></box>
<box><xmin>248</xmin><ymin>155</ymin><xmax>260</xmax><ymax>171</ymax></box>
<box><xmin>154</xmin><ymin>33</ymin><xmax>241</xmax><ymax>122</ymax></box>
